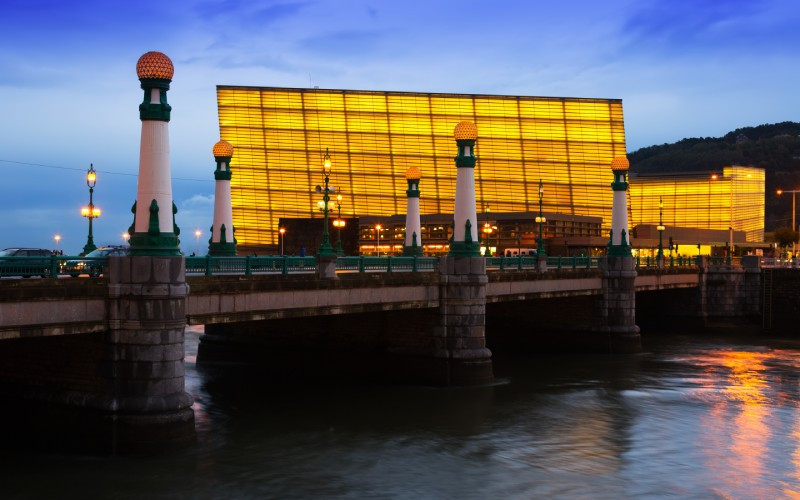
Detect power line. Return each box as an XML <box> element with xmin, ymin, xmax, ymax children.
<box><xmin>0</xmin><ymin>159</ymin><xmax>211</xmax><ymax>183</ymax></box>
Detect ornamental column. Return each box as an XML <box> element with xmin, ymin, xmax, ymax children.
<box><xmin>209</xmin><ymin>140</ymin><xmax>236</xmax><ymax>256</ymax></box>
<box><xmin>595</xmin><ymin>155</ymin><xmax>640</xmax><ymax>353</ymax></box>
<box><xmin>403</xmin><ymin>166</ymin><xmax>423</xmax><ymax>256</ymax></box>
<box><xmin>608</xmin><ymin>155</ymin><xmax>632</xmax><ymax>256</ymax></box>
<box><xmin>128</xmin><ymin>51</ymin><xmax>180</xmax><ymax>255</ymax></box>
<box><xmin>102</xmin><ymin>51</ymin><xmax>194</xmax><ymax>451</ymax></box>
<box><xmin>449</xmin><ymin>121</ymin><xmax>480</xmax><ymax>256</ymax></box>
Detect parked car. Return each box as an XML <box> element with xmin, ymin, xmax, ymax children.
<box><xmin>0</xmin><ymin>248</ymin><xmax>53</xmax><ymax>278</ymax></box>
<box><xmin>64</xmin><ymin>246</ymin><xmax>128</xmax><ymax>277</ymax></box>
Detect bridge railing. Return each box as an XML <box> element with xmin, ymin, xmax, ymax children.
<box><xmin>185</xmin><ymin>256</ymin><xmax>317</xmax><ymax>276</ymax></box>
<box><xmin>336</xmin><ymin>256</ymin><xmax>438</xmax><ymax>273</ymax></box>
<box><xmin>759</xmin><ymin>257</ymin><xmax>797</xmax><ymax>268</ymax></box>
<box><xmin>0</xmin><ymin>255</ymin><xmax>109</xmax><ymax>278</ymax></box>
<box><xmin>486</xmin><ymin>255</ymin><xmax>600</xmax><ymax>270</ymax></box>
<box><xmin>634</xmin><ymin>255</ymin><xmax>701</xmax><ymax>269</ymax></box>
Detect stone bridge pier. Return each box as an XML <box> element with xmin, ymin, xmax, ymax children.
<box><xmin>595</xmin><ymin>256</ymin><xmax>641</xmax><ymax>352</ymax></box>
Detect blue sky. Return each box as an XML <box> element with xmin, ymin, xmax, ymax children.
<box><xmin>1</xmin><ymin>0</ymin><xmax>799</xmax><ymax>253</ymax></box>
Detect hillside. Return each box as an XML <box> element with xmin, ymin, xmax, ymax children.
<box><xmin>629</xmin><ymin>121</ymin><xmax>800</xmax><ymax>231</ymax></box>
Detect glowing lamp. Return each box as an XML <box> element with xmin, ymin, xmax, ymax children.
<box><xmin>279</xmin><ymin>228</ymin><xmax>286</xmax><ymax>235</ymax></box>
<box><xmin>535</xmin><ymin>216</ymin><xmax>547</xmax><ymax>224</ymax></box>
<box><xmin>323</xmin><ymin>151</ymin><xmax>332</xmax><ymax>174</ymax></box>
<box><xmin>657</xmin><ymin>225</ymin><xmax>666</xmax><ymax>231</ymax></box>
<box><xmin>92</xmin><ymin>208</ymin><xmax>101</xmax><ymax>217</ymax></box>
<box><xmin>81</xmin><ymin>207</ymin><xmax>90</xmax><ymax>217</ymax></box>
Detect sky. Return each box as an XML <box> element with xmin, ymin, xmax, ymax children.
<box><xmin>1</xmin><ymin>0</ymin><xmax>799</xmax><ymax>254</ymax></box>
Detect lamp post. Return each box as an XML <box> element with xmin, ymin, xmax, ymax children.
<box><xmin>194</xmin><ymin>229</ymin><xmax>202</xmax><ymax>256</ymax></box>
<box><xmin>122</xmin><ymin>232</ymin><xmax>130</xmax><ymax>246</ymax></box>
<box><xmin>318</xmin><ymin>148</ymin><xmax>334</xmax><ymax>256</ymax></box>
<box><xmin>279</xmin><ymin>227</ymin><xmax>286</xmax><ymax>256</ymax></box>
<box><xmin>375</xmin><ymin>224</ymin><xmax>382</xmax><ymax>256</ymax></box>
<box><xmin>777</xmin><ymin>189</ymin><xmax>799</xmax><ymax>258</ymax></box>
<box><xmin>334</xmin><ymin>193</ymin><xmax>345</xmax><ymax>256</ymax></box>
<box><xmin>535</xmin><ymin>179</ymin><xmax>547</xmax><ymax>260</ymax></box>
<box><xmin>81</xmin><ymin>164</ymin><xmax>101</xmax><ymax>255</ymax></box>
<box><xmin>656</xmin><ymin>196</ymin><xmax>665</xmax><ymax>259</ymax></box>
<box><xmin>54</xmin><ymin>234</ymin><xmax>61</xmax><ymax>254</ymax></box>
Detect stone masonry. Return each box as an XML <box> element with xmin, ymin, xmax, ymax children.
<box><xmin>595</xmin><ymin>256</ymin><xmax>641</xmax><ymax>352</ymax></box>
<box><xmin>433</xmin><ymin>256</ymin><xmax>493</xmax><ymax>385</ymax></box>
<box><xmin>104</xmin><ymin>255</ymin><xmax>195</xmax><ymax>451</ymax></box>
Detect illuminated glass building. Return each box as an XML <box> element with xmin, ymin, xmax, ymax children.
<box><xmin>217</xmin><ymin>86</ymin><xmax>627</xmax><ymax>252</ymax></box>
<box><xmin>629</xmin><ymin>166</ymin><xmax>765</xmax><ymax>243</ymax></box>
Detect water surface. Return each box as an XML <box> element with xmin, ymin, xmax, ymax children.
<box><xmin>3</xmin><ymin>327</ymin><xmax>800</xmax><ymax>498</ymax></box>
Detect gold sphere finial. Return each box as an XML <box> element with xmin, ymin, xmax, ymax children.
<box><xmin>405</xmin><ymin>166</ymin><xmax>422</xmax><ymax>180</ymax></box>
<box><xmin>136</xmin><ymin>51</ymin><xmax>174</xmax><ymax>80</ymax></box>
<box><xmin>610</xmin><ymin>155</ymin><xmax>630</xmax><ymax>171</ymax></box>
<box><xmin>453</xmin><ymin>121</ymin><xmax>478</xmax><ymax>140</ymax></box>
<box><xmin>213</xmin><ymin>140</ymin><xmax>234</xmax><ymax>158</ymax></box>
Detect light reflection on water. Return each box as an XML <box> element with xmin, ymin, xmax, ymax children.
<box><xmin>4</xmin><ymin>328</ymin><xmax>800</xmax><ymax>498</ymax></box>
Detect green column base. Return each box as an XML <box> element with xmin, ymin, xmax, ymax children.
<box><xmin>607</xmin><ymin>244</ymin><xmax>632</xmax><ymax>257</ymax></box>
<box><xmin>449</xmin><ymin>241</ymin><xmax>481</xmax><ymax>257</ymax></box>
<box><xmin>208</xmin><ymin>242</ymin><xmax>237</xmax><ymax>256</ymax></box>
<box><xmin>402</xmin><ymin>245</ymin><xmax>423</xmax><ymax>256</ymax></box>
<box><xmin>129</xmin><ymin>232</ymin><xmax>181</xmax><ymax>256</ymax></box>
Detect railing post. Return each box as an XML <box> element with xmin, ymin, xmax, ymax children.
<box><xmin>586</xmin><ymin>256</ymin><xmax>591</xmax><ymax>269</ymax></box>
<box><xmin>357</xmin><ymin>255</ymin><xmax>364</xmax><ymax>273</ymax></box>
<box><xmin>245</xmin><ymin>256</ymin><xmax>252</xmax><ymax>276</ymax></box>
<box><xmin>412</xmin><ymin>255</ymin><xmax>418</xmax><ymax>272</ymax></box>
<box><xmin>557</xmin><ymin>256</ymin><xmax>562</xmax><ymax>270</ymax></box>
<box><xmin>282</xmin><ymin>255</ymin><xmax>288</xmax><ymax>275</ymax></box>
<box><xmin>499</xmin><ymin>255</ymin><xmax>505</xmax><ymax>270</ymax></box>
<box><xmin>517</xmin><ymin>255</ymin><xmax>522</xmax><ymax>270</ymax></box>
<box><xmin>387</xmin><ymin>256</ymin><xmax>393</xmax><ymax>273</ymax></box>
<box><xmin>205</xmin><ymin>255</ymin><xmax>212</xmax><ymax>276</ymax></box>
<box><xmin>572</xmin><ymin>256</ymin><xmax>577</xmax><ymax>270</ymax></box>
<box><xmin>669</xmin><ymin>255</ymin><xmax>674</xmax><ymax>267</ymax></box>
<box><xmin>50</xmin><ymin>254</ymin><xmax>59</xmax><ymax>278</ymax></box>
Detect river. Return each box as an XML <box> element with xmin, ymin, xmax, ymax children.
<box><xmin>3</xmin><ymin>326</ymin><xmax>800</xmax><ymax>498</ymax></box>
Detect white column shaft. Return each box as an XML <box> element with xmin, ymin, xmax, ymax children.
<box><xmin>454</xmin><ymin>168</ymin><xmax>478</xmax><ymax>242</ymax></box>
<box><xmin>405</xmin><ymin>196</ymin><xmax>421</xmax><ymax>247</ymax></box>
<box><xmin>611</xmin><ymin>189</ymin><xmax>629</xmax><ymax>245</ymax></box>
<box><xmin>135</xmin><ymin>120</ymin><xmax>173</xmax><ymax>233</ymax></box>
<box><xmin>212</xmin><ymin>171</ymin><xmax>233</xmax><ymax>242</ymax></box>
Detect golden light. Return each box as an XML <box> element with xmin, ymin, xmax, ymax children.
<box><xmin>122</xmin><ymin>232</ymin><xmax>129</xmax><ymax>242</ymax></box>
<box><xmin>323</xmin><ymin>151</ymin><xmax>332</xmax><ymax>173</ymax></box>
<box><xmin>337</xmin><ymin>194</ymin><xmax>343</xmax><ymax>203</ymax></box>
<box><xmin>535</xmin><ymin>216</ymin><xmax>547</xmax><ymax>223</ymax></box>
<box><xmin>92</xmin><ymin>208</ymin><xmax>101</xmax><ymax>217</ymax></box>
<box><xmin>333</xmin><ymin>219</ymin><xmax>346</xmax><ymax>228</ymax></box>
<box><xmin>54</xmin><ymin>235</ymin><xmax>61</xmax><ymax>243</ymax></box>
<box><xmin>194</xmin><ymin>229</ymin><xmax>202</xmax><ymax>238</ymax></box>
<box><xmin>657</xmin><ymin>225</ymin><xmax>666</xmax><ymax>231</ymax></box>
<box><xmin>81</xmin><ymin>207</ymin><xmax>90</xmax><ymax>217</ymax></box>
<box><xmin>777</xmin><ymin>189</ymin><xmax>784</xmax><ymax>196</ymax></box>
<box><xmin>711</xmin><ymin>174</ymin><xmax>719</xmax><ymax>180</ymax></box>
<box><xmin>375</xmin><ymin>224</ymin><xmax>382</xmax><ymax>231</ymax></box>
<box><xmin>317</xmin><ymin>200</ymin><xmax>325</xmax><ymax>210</ymax></box>
<box><xmin>279</xmin><ymin>227</ymin><xmax>286</xmax><ymax>235</ymax></box>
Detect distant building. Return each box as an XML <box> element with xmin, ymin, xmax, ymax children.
<box><xmin>629</xmin><ymin>166</ymin><xmax>765</xmax><ymax>243</ymax></box>
<box><xmin>217</xmin><ymin>86</ymin><xmax>626</xmax><ymax>253</ymax></box>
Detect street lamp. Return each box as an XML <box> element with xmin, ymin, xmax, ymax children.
<box><xmin>122</xmin><ymin>232</ymin><xmax>130</xmax><ymax>246</ymax></box>
<box><xmin>656</xmin><ymin>196</ymin><xmax>665</xmax><ymax>259</ymax></box>
<box><xmin>777</xmin><ymin>188</ymin><xmax>799</xmax><ymax>258</ymax></box>
<box><xmin>535</xmin><ymin>179</ymin><xmax>547</xmax><ymax>259</ymax></box>
<box><xmin>279</xmin><ymin>227</ymin><xmax>286</xmax><ymax>256</ymax></box>
<box><xmin>375</xmin><ymin>224</ymin><xmax>382</xmax><ymax>256</ymax></box>
<box><xmin>334</xmin><ymin>193</ymin><xmax>345</xmax><ymax>256</ymax></box>
<box><xmin>194</xmin><ymin>229</ymin><xmax>202</xmax><ymax>256</ymax></box>
<box><xmin>81</xmin><ymin>164</ymin><xmax>100</xmax><ymax>255</ymax></box>
<box><xmin>54</xmin><ymin>234</ymin><xmax>61</xmax><ymax>254</ymax></box>
<box><xmin>318</xmin><ymin>148</ymin><xmax>335</xmax><ymax>256</ymax></box>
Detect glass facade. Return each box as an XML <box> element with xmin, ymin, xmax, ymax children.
<box><xmin>629</xmin><ymin>166</ymin><xmax>765</xmax><ymax>242</ymax></box>
<box><xmin>217</xmin><ymin>86</ymin><xmax>626</xmax><ymax>249</ymax></box>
